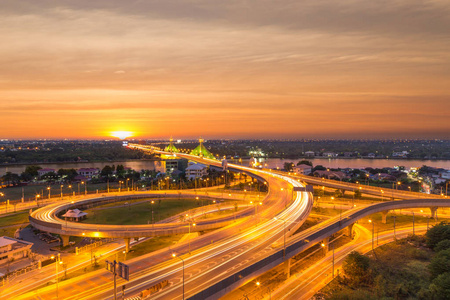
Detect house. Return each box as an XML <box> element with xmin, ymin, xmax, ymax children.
<box><xmin>293</xmin><ymin>164</ymin><xmax>312</xmax><ymax>175</ymax></box>
<box><xmin>185</xmin><ymin>162</ymin><xmax>208</xmax><ymax>180</ymax></box>
<box><xmin>304</xmin><ymin>151</ymin><xmax>315</xmax><ymax>157</ymax></box>
<box><xmin>0</xmin><ymin>236</ymin><xmax>33</xmax><ymax>265</ymax></box>
<box><xmin>62</xmin><ymin>209</ymin><xmax>87</xmax><ymax>222</ymax></box>
<box><xmin>77</xmin><ymin>168</ymin><xmax>100</xmax><ymax>178</ymax></box>
<box><xmin>313</xmin><ymin>170</ymin><xmax>347</xmax><ymax>180</ymax></box>
<box><xmin>323</xmin><ymin>152</ymin><xmax>338</xmax><ymax>158</ymax></box>
<box><xmin>38</xmin><ymin>168</ymin><xmax>55</xmax><ymax>177</ymax></box>
<box><xmin>392</xmin><ymin>151</ymin><xmax>409</xmax><ymax>158</ymax></box>
<box><xmin>367</xmin><ymin>153</ymin><xmax>376</xmax><ymax>158</ymax></box>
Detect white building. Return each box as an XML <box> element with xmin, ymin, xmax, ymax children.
<box><xmin>77</xmin><ymin>168</ymin><xmax>100</xmax><ymax>178</ymax></box>
<box><xmin>38</xmin><ymin>168</ymin><xmax>55</xmax><ymax>177</ymax></box>
<box><xmin>185</xmin><ymin>162</ymin><xmax>208</xmax><ymax>180</ymax></box>
<box><xmin>323</xmin><ymin>152</ymin><xmax>338</xmax><ymax>158</ymax></box>
<box><xmin>293</xmin><ymin>164</ymin><xmax>312</xmax><ymax>175</ymax></box>
<box><xmin>0</xmin><ymin>236</ymin><xmax>33</xmax><ymax>265</ymax></box>
<box><xmin>305</xmin><ymin>151</ymin><xmax>315</xmax><ymax>157</ymax></box>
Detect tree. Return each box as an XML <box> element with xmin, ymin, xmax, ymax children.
<box><xmin>429</xmin><ymin>272</ymin><xmax>450</xmax><ymax>300</ymax></box>
<box><xmin>297</xmin><ymin>160</ymin><xmax>312</xmax><ymax>166</ymax></box>
<box><xmin>24</xmin><ymin>165</ymin><xmax>42</xmax><ymax>177</ymax></box>
<box><xmin>429</xmin><ymin>249</ymin><xmax>450</xmax><ymax>279</ymax></box>
<box><xmin>426</xmin><ymin>222</ymin><xmax>450</xmax><ymax>249</ymax></box>
<box><xmin>342</xmin><ymin>251</ymin><xmax>371</xmax><ymax>284</ymax></box>
<box><xmin>435</xmin><ymin>240</ymin><xmax>450</xmax><ymax>253</ymax></box>
<box><xmin>313</xmin><ymin>165</ymin><xmax>326</xmax><ymax>172</ymax></box>
<box><xmin>101</xmin><ymin>165</ymin><xmax>114</xmax><ymax>177</ymax></box>
<box><xmin>284</xmin><ymin>162</ymin><xmax>294</xmax><ymax>172</ymax></box>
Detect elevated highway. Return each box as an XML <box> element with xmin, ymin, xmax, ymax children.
<box><xmin>18</xmin><ymin>144</ymin><xmax>313</xmax><ymax>300</ymax></box>
<box><xmin>274</xmin><ymin>170</ymin><xmax>445</xmax><ymax>200</ymax></box>
<box><xmin>20</xmin><ymin>144</ymin><xmax>449</xmax><ymax>300</ymax></box>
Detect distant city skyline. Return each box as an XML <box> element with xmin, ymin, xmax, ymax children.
<box><xmin>1</xmin><ymin>1</ymin><xmax>449</xmax><ymax>139</ymax></box>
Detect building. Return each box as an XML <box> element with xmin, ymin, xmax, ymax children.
<box><xmin>293</xmin><ymin>164</ymin><xmax>312</xmax><ymax>175</ymax></box>
<box><xmin>323</xmin><ymin>152</ymin><xmax>338</xmax><ymax>158</ymax></box>
<box><xmin>313</xmin><ymin>170</ymin><xmax>347</xmax><ymax>180</ymax></box>
<box><xmin>37</xmin><ymin>168</ymin><xmax>55</xmax><ymax>177</ymax></box>
<box><xmin>77</xmin><ymin>168</ymin><xmax>100</xmax><ymax>178</ymax></box>
<box><xmin>185</xmin><ymin>162</ymin><xmax>208</xmax><ymax>180</ymax></box>
<box><xmin>62</xmin><ymin>209</ymin><xmax>88</xmax><ymax>222</ymax></box>
<box><xmin>0</xmin><ymin>236</ymin><xmax>33</xmax><ymax>265</ymax></box>
<box><xmin>304</xmin><ymin>151</ymin><xmax>315</xmax><ymax>157</ymax></box>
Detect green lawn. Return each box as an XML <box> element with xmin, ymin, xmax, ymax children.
<box><xmin>79</xmin><ymin>199</ymin><xmax>207</xmax><ymax>225</ymax></box>
<box><xmin>0</xmin><ymin>211</ymin><xmax>30</xmax><ymax>227</ymax></box>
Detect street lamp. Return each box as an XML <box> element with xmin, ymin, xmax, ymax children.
<box><xmin>51</xmin><ymin>253</ymin><xmax>63</xmax><ymax>299</ymax></box>
<box><xmin>369</xmin><ymin>219</ymin><xmax>374</xmax><ymax>252</ymax></box>
<box><xmin>60</xmin><ymin>185</ymin><xmax>64</xmax><ymax>199</ymax></box>
<box><xmin>47</xmin><ymin>186</ymin><xmax>51</xmax><ymax>199</ymax></box>
<box><xmin>172</xmin><ymin>253</ymin><xmax>185</xmax><ymax>300</ymax></box>
<box><xmin>274</xmin><ymin>217</ymin><xmax>287</xmax><ymax>257</ymax></box>
<box><xmin>150</xmin><ymin>200</ymin><xmax>155</xmax><ymax>226</ymax></box>
<box><xmin>188</xmin><ymin>221</ymin><xmax>196</xmax><ymax>254</ymax></box>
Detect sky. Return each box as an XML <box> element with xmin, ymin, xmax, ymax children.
<box><xmin>1</xmin><ymin>0</ymin><xmax>449</xmax><ymax>140</ymax></box>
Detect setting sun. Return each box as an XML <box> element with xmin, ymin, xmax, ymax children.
<box><xmin>110</xmin><ymin>131</ymin><xmax>133</xmax><ymax>140</ymax></box>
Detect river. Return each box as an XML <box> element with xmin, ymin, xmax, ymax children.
<box><xmin>1</xmin><ymin>158</ymin><xmax>449</xmax><ymax>176</ymax></box>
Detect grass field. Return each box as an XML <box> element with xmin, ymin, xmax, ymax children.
<box><xmin>79</xmin><ymin>198</ymin><xmax>207</xmax><ymax>225</ymax></box>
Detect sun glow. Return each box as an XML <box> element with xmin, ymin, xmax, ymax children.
<box><xmin>111</xmin><ymin>131</ymin><xmax>133</xmax><ymax>140</ymax></box>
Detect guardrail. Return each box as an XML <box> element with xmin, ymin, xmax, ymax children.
<box><xmin>187</xmin><ymin>198</ymin><xmax>450</xmax><ymax>300</ymax></box>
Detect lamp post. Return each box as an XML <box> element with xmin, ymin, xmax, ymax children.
<box><xmin>150</xmin><ymin>200</ymin><xmax>154</xmax><ymax>227</ymax></box>
<box><xmin>393</xmin><ymin>215</ymin><xmax>396</xmax><ymax>240</ymax></box>
<box><xmin>321</xmin><ymin>242</ymin><xmax>335</xmax><ymax>277</ymax></box>
<box><xmin>369</xmin><ymin>219</ymin><xmax>374</xmax><ymax>252</ymax></box>
<box><xmin>172</xmin><ymin>254</ymin><xmax>185</xmax><ymax>300</ymax></box>
<box><xmin>274</xmin><ymin>217</ymin><xmax>287</xmax><ymax>257</ymax></box>
<box><xmin>47</xmin><ymin>186</ymin><xmax>51</xmax><ymax>199</ymax></box>
<box><xmin>60</xmin><ymin>185</ymin><xmax>64</xmax><ymax>200</ymax></box>
<box><xmin>188</xmin><ymin>221</ymin><xmax>196</xmax><ymax>254</ymax></box>
<box><xmin>51</xmin><ymin>253</ymin><xmax>63</xmax><ymax>299</ymax></box>
<box><xmin>412</xmin><ymin>211</ymin><xmax>415</xmax><ymax>235</ymax></box>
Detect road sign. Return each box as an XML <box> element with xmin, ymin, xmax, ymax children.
<box><xmin>118</xmin><ymin>262</ymin><xmax>130</xmax><ymax>281</ymax></box>
<box><xmin>293</xmin><ymin>185</ymin><xmax>314</xmax><ymax>193</ymax></box>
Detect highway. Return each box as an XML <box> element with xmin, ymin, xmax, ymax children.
<box><xmin>14</xmin><ymin>147</ymin><xmax>313</xmax><ymax>300</ymax></box>
<box><xmin>12</xmin><ymin>144</ymin><xmax>449</xmax><ymax>300</ymax></box>
<box><xmin>271</xmin><ymin>225</ymin><xmax>428</xmax><ymax>300</ymax></box>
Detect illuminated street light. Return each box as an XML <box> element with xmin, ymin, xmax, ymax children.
<box><xmin>274</xmin><ymin>217</ymin><xmax>287</xmax><ymax>257</ymax></box>
<box><xmin>172</xmin><ymin>253</ymin><xmax>185</xmax><ymax>300</ymax></box>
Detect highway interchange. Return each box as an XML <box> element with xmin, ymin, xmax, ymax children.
<box><xmin>4</xmin><ymin>144</ymin><xmax>450</xmax><ymax>300</ymax></box>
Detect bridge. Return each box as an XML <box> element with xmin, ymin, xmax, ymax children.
<box><xmin>17</xmin><ymin>142</ymin><xmax>449</xmax><ymax>300</ymax></box>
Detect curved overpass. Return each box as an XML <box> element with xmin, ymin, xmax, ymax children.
<box><xmin>29</xmin><ymin>192</ymin><xmax>257</xmax><ymax>247</ymax></box>
<box><xmin>276</xmin><ymin>171</ymin><xmax>445</xmax><ymax>200</ymax></box>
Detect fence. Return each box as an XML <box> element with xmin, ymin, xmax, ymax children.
<box><xmin>75</xmin><ymin>238</ymin><xmax>116</xmax><ymax>255</ymax></box>
<box><xmin>1</xmin><ymin>261</ymin><xmax>40</xmax><ymax>287</ymax></box>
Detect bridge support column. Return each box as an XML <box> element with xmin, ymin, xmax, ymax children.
<box><xmin>430</xmin><ymin>207</ymin><xmax>438</xmax><ymax>219</ymax></box>
<box><xmin>347</xmin><ymin>223</ymin><xmax>354</xmax><ymax>239</ymax></box>
<box><xmin>381</xmin><ymin>211</ymin><xmax>389</xmax><ymax>224</ymax></box>
<box><xmin>321</xmin><ymin>238</ymin><xmax>329</xmax><ymax>255</ymax></box>
<box><xmin>341</xmin><ymin>189</ymin><xmax>345</xmax><ymax>196</ymax></box>
<box><xmin>125</xmin><ymin>238</ymin><xmax>130</xmax><ymax>253</ymax></box>
<box><xmin>284</xmin><ymin>258</ymin><xmax>291</xmax><ymax>279</ymax></box>
<box><xmin>61</xmin><ymin>235</ymin><xmax>70</xmax><ymax>247</ymax></box>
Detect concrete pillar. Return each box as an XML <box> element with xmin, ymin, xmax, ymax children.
<box><xmin>341</xmin><ymin>189</ymin><xmax>345</xmax><ymax>196</ymax></box>
<box><xmin>321</xmin><ymin>238</ymin><xmax>329</xmax><ymax>255</ymax></box>
<box><xmin>381</xmin><ymin>210</ymin><xmax>389</xmax><ymax>224</ymax></box>
<box><xmin>125</xmin><ymin>238</ymin><xmax>130</xmax><ymax>253</ymax></box>
<box><xmin>61</xmin><ymin>235</ymin><xmax>70</xmax><ymax>247</ymax></box>
<box><xmin>284</xmin><ymin>258</ymin><xmax>291</xmax><ymax>279</ymax></box>
<box><xmin>430</xmin><ymin>207</ymin><xmax>438</xmax><ymax>219</ymax></box>
<box><xmin>347</xmin><ymin>223</ymin><xmax>354</xmax><ymax>238</ymax></box>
